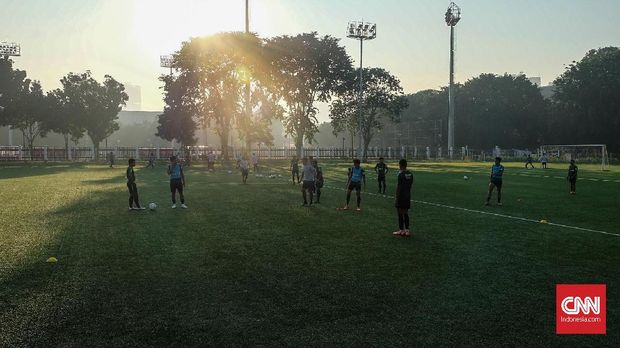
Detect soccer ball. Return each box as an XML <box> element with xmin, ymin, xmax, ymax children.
<box><xmin>227</xmin><ymin>170</ymin><xmax>232</xmax><ymax>174</ymax></box>
<box><xmin>463</xmin><ymin>175</ymin><xmax>469</xmax><ymax>180</ymax></box>
<box><xmin>148</xmin><ymin>202</ymin><xmax>157</xmax><ymax>210</ymax></box>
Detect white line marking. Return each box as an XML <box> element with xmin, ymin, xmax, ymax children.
<box><xmin>324</xmin><ymin>185</ymin><xmax>620</xmax><ymax>238</ymax></box>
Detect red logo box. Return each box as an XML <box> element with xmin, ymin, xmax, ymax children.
<box><xmin>556</xmin><ymin>284</ymin><xmax>606</xmax><ymax>335</ymax></box>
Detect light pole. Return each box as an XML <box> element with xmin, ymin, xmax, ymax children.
<box><xmin>347</xmin><ymin>21</ymin><xmax>376</xmax><ymax>160</ymax></box>
<box><xmin>445</xmin><ymin>2</ymin><xmax>461</xmax><ymax>157</ymax></box>
<box><xmin>1</xmin><ymin>42</ymin><xmax>21</xmax><ymax>146</ymax></box>
<box><xmin>244</xmin><ymin>0</ymin><xmax>252</xmax><ymax>152</ymax></box>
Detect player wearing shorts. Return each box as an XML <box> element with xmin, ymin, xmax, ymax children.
<box><xmin>168</xmin><ymin>156</ymin><xmax>187</xmax><ymax>209</ymax></box>
<box><xmin>240</xmin><ymin>157</ymin><xmax>250</xmax><ymax>184</ymax></box>
<box><xmin>567</xmin><ymin>159</ymin><xmax>578</xmax><ymax>195</ymax></box>
<box><xmin>341</xmin><ymin>159</ymin><xmax>366</xmax><ymax>211</ymax></box>
<box><xmin>126</xmin><ymin>158</ymin><xmax>145</xmax><ymax>210</ymax></box>
<box><xmin>375</xmin><ymin>157</ymin><xmax>388</xmax><ymax>194</ymax></box>
<box><xmin>525</xmin><ymin>154</ymin><xmax>534</xmax><ymax>169</ymax></box>
<box><xmin>312</xmin><ymin>158</ymin><xmax>324</xmax><ymax>204</ymax></box>
<box><xmin>301</xmin><ymin>157</ymin><xmax>317</xmax><ymax>206</ymax></box>
<box><xmin>290</xmin><ymin>156</ymin><xmax>300</xmax><ymax>184</ymax></box>
<box><xmin>485</xmin><ymin>157</ymin><xmax>504</xmax><ymax>206</ymax></box>
<box><xmin>393</xmin><ymin>159</ymin><xmax>413</xmax><ymax>237</ymax></box>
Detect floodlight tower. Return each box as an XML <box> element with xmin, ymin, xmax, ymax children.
<box><xmin>160</xmin><ymin>55</ymin><xmax>173</xmax><ymax>75</ymax></box>
<box><xmin>347</xmin><ymin>21</ymin><xmax>376</xmax><ymax>159</ymax></box>
<box><xmin>1</xmin><ymin>42</ymin><xmax>21</xmax><ymax>146</ymax></box>
<box><xmin>445</xmin><ymin>2</ymin><xmax>461</xmax><ymax>157</ymax></box>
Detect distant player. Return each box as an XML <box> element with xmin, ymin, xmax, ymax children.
<box><xmin>126</xmin><ymin>158</ymin><xmax>145</xmax><ymax>210</ymax></box>
<box><xmin>147</xmin><ymin>152</ymin><xmax>156</xmax><ymax>168</ymax></box>
<box><xmin>207</xmin><ymin>151</ymin><xmax>216</xmax><ymax>171</ymax></box>
<box><xmin>567</xmin><ymin>159</ymin><xmax>578</xmax><ymax>195</ymax></box>
<box><xmin>374</xmin><ymin>157</ymin><xmax>388</xmax><ymax>194</ymax></box>
<box><xmin>290</xmin><ymin>156</ymin><xmax>300</xmax><ymax>184</ymax></box>
<box><xmin>312</xmin><ymin>158</ymin><xmax>324</xmax><ymax>204</ymax></box>
<box><xmin>340</xmin><ymin>158</ymin><xmax>366</xmax><ymax>211</ymax></box>
<box><xmin>485</xmin><ymin>157</ymin><xmax>504</xmax><ymax>206</ymax></box>
<box><xmin>251</xmin><ymin>153</ymin><xmax>259</xmax><ymax>173</ymax></box>
<box><xmin>525</xmin><ymin>154</ymin><xmax>534</xmax><ymax>169</ymax></box>
<box><xmin>393</xmin><ymin>159</ymin><xmax>413</xmax><ymax>237</ymax></box>
<box><xmin>239</xmin><ymin>156</ymin><xmax>250</xmax><ymax>184</ymax></box>
<box><xmin>540</xmin><ymin>153</ymin><xmax>548</xmax><ymax>169</ymax></box>
<box><xmin>108</xmin><ymin>151</ymin><xmax>115</xmax><ymax>168</ymax></box>
<box><xmin>167</xmin><ymin>156</ymin><xmax>187</xmax><ymax>209</ymax></box>
<box><xmin>301</xmin><ymin>157</ymin><xmax>317</xmax><ymax>206</ymax></box>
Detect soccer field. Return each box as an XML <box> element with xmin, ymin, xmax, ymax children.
<box><xmin>0</xmin><ymin>161</ymin><xmax>618</xmax><ymax>346</ymax></box>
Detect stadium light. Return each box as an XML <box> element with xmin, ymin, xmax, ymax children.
<box><xmin>347</xmin><ymin>20</ymin><xmax>376</xmax><ymax>159</ymax></box>
<box><xmin>0</xmin><ymin>42</ymin><xmax>21</xmax><ymax>58</ymax></box>
<box><xmin>445</xmin><ymin>2</ymin><xmax>461</xmax><ymax>158</ymax></box>
<box><xmin>1</xmin><ymin>42</ymin><xmax>21</xmax><ymax>146</ymax></box>
<box><xmin>160</xmin><ymin>55</ymin><xmax>173</xmax><ymax>74</ymax></box>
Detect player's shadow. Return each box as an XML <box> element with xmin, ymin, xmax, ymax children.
<box><xmin>0</xmin><ymin>163</ymin><xmax>114</xmax><ymax>180</ymax></box>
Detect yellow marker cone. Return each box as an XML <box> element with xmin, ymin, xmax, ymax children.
<box><xmin>46</xmin><ymin>257</ymin><xmax>58</xmax><ymax>263</ymax></box>
<box><xmin>539</xmin><ymin>220</ymin><xmax>548</xmax><ymax>224</ymax></box>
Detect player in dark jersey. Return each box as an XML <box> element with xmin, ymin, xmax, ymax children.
<box><xmin>393</xmin><ymin>159</ymin><xmax>413</xmax><ymax>237</ymax></box>
<box><xmin>340</xmin><ymin>159</ymin><xmax>366</xmax><ymax>211</ymax></box>
<box><xmin>567</xmin><ymin>159</ymin><xmax>578</xmax><ymax>195</ymax></box>
<box><xmin>485</xmin><ymin>157</ymin><xmax>505</xmax><ymax>206</ymax></box>
<box><xmin>525</xmin><ymin>154</ymin><xmax>534</xmax><ymax>169</ymax></box>
<box><xmin>168</xmin><ymin>156</ymin><xmax>187</xmax><ymax>209</ymax></box>
<box><xmin>312</xmin><ymin>158</ymin><xmax>324</xmax><ymax>203</ymax></box>
<box><xmin>126</xmin><ymin>158</ymin><xmax>145</xmax><ymax>210</ymax></box>
<box><xmin>290</xmin><ymin>156</ymin><xmax>300</xmax><ymax>184</ymax></box>
<box><xmin>374</xmin><ymin>157</ymin><xmax>388</xmax><ymax>194</ymax></box>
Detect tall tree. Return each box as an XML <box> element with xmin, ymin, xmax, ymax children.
<box><xmin>456</xmin><ymin>73</ymin><xmax>547</xmax><ymax>149</ymax></box>
<box><xmin>265</xmin><ymin>32</ymin><xmax>352</xmax><ymax>157</ymax></box>
<box><xmin>330</xmin><ymin>67</ymin><xmax>408</xmax><ymax>160</ymax></box>
<box><xmin>0</xmin><ymin>57</ymin><xmax>28</xmax><ymax>126</ymax></box>
<box><xmin>11</xmin><ymin>80</ymin><xmax>50</xmax><ymax>153</ymax></box>
<box><xmin>552</xmin><ymin>47</ymin><xmax>620</xmax><ymax>150</ymax></box>
<box><xmin>156</xmin><ymin>74</ymin><xmax>198</xmax><ymax>148</ymax></box>
<box><xmin>46</xmin><ymin>89</ymin><xmax>85</xmax><ymax>158</ymax></box>
<box><xmin>60</xmin><ymin>71</ymin><xmax>128</xmax><ymax>160</ymax></box>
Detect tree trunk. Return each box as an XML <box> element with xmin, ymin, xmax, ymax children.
<box><xmin>63</xmin><ymin>134</ymin><xmax>70</xmax><ymax>160</ymax></box>
<box><xmin>220</xmin><ymin>128</ymin><xmax>230</xmax><ymax>163</ymax></box>
<box><xmin>295</xmin><ymin>133</ymin><xmax>304</xmax><ymax>159</ymax></box>
<box><xmin>93</xmin><ymin>142</ymin><xmax>100</xmax><ymax>161</ymax></box>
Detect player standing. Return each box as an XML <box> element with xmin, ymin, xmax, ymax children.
<box><xmin>485</xmin><ymin>157</ymin><xmax>504</xmax><ymax>206</ymax></box>
<box><xmin>168</xmin><ymin>156</ymin><xmax>187</xmax><ymax>209</ymax></box>
<box><xmin>290</xmin><ymin>156</ymin><xmax>300</xmax><ymax>184</ymax></box>
<box><xmin>374</xmin><ymin>157</ymin><xmax>388</xmax><ymax>194</ymax></box>
<box><xmin>567</xmin><ymin>159</ymin><xmax>578</xmax><ymax>195</ymax></box>
<box><xmin>301</xmin><ymin>157</ymin><xmax>317</xmax><ymax>206</ymax></box>
<box><xmin>540</xmin><ymin>153</ymin><xmax>548</xmax><ymax>169</ymax></box>
<box><xmin>340</xmin><ymin>159</ymin><xmax>366</xmax><ymax>211</ymax></box>
<box><xmin>393</xmin><ymin>159</ymin><xmax>413</xmax><ymax>237</ymax></box>
<box><xmin>126</xmin><ymin>158</ymin><xmax>145</xmax><ymax>210</ymax></box>
<box><xmin>312</xmin><ymin>158</ymin><xmax>324</xmax><ymax>204</ymax></box>
<box><xmin>239</xmin><ymin>156</ymin><xmax>250</xmax><ymax>184</ymax></box>
<box><xmin>252</xmin><ymin>153</ymin><xmax>259</xmax><ymax>173</ymax></box>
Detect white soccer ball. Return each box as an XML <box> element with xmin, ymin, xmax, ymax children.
<box><xmin>227</xmin><ymin>170</ymin><xmax>232</xmax><ymax>174</ymax></box>
<box><xmin>148</xmin><ymin>202</ymin><xmax>157</xmax><ymax>210</ymax></box>
<box><xmin>463</xmin><ymin>175</ymin><xmax>469</xmax><ymax>180</ymax></box>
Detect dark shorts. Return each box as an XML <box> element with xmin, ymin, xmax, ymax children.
<box><xmin>490</xmin><ymin>179</ymin><xmax>503</xmax><ymax>188</ymax></box>
<box><xmin>378</xmin><ymin>175</ymin><xmax>386</xmax><ymax>182</ymax></box>
<box><xmin>242</xmin><ymin>169</ymin><xmax>249</xmax><ymax>176</ymax></box>
<box><xmin>395</xmin><ymin>195</ymin><xmax>411</xmax><ymax>209</ymax></box>
<box><xmin>302</xmin><ymin>180</ymin><xmax>315</xmax><ymax>192</ymax></box>
<box><xmin>348</xmin><ymin>181</ymin><xmax>362</xmax><ymax>192</ymax></box>
<box><xmin>170</xmin><ymin>179</ymin><xmax>183</xmax><ymax>193</ymax></box>
<box><xmin>292</xmin><ymin>168</ymin><xmax>299</xmax><ymax>174</ymax></box>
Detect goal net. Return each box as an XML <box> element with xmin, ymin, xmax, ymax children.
<box><xmin>539</xmin><ymin>144</ymin><xmax>610</xmax><ymax>170</ymax></box>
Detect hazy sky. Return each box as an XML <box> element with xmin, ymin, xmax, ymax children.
<box><xmin>2</xmin><ymin>0</ymin><xmax>619</xmax><ymax>119</ymax></box>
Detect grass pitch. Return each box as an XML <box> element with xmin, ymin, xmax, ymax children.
<box><xmin>0</xmin><ymin>160</ymin><xmax>618</xmax><ymax>346</ymax></box>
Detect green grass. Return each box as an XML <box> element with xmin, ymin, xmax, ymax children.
<box><xmin>1</xmin><ymin>160</ymin><xmax>618</xmax><ymax>346</ymax></box>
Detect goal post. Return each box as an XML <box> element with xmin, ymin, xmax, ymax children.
<box><xmin>539</xmin><ymin>144</ymin><xmax>609</xmax><ymax>171</ymax></box>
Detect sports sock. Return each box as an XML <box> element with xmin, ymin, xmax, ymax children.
<box><xmin>404</xmin><ymin>213</ymin><xmax>410</xmax><ymax>229</ymax></box>
<box><xmin>346</xmin><ymin>192</ymin><xmax>351</xmax><ymax>205</ymax></box>
<box><xmin>356</xmin><ymin>193</ymin><xmax>361</xmax><ymax>207</ymax></box>
<box><xmin>398</xmin><ymin>212</ymin><xmax>404</xmax><ymax>230</ymax></box>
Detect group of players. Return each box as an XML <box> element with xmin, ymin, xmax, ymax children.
<box><xmin>123</xmin><ymin>152</ymin><xmax>579</xmax><ymax>236</ymax></box>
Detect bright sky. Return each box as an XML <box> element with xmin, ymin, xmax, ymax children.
<box><xmin>2</xmin><ymin>0</ymin><xmax>619</xmax><ymax>120</ymax></box>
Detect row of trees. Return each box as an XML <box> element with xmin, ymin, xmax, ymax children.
<box><xmin>0</xmin><ymin>59</ymin><xmax>128</xmax><ymax>159</ymax></box>
<box><xmin>156</xmin><ymin>32</ymin><xmax>408</xmax><ymax>161</ymax></box>
<box><xmin>389</xmin><ymin>47</ymin><xmax>620</xmax><ymax>152</ymax></box>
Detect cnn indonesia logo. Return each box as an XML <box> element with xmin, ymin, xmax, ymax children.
<box><xmin>556</xmin><ymin>284</ymin><xmax>606</xmax><ymax>335</ymax></box>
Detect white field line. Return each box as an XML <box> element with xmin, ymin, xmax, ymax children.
<box><xmin>324</xmin><ymin>185</ymin><xmax>620</xmax><ymax>238</ymax></box>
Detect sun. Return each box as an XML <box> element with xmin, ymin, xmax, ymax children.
<box><xmin>129</xmin><ymin>0</ymin><xmax>248</xmax><ymax>57</ymax></box>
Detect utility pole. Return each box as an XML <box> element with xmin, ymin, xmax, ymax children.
<box><xmin>445</xmin><ymin>2</ymin><xmax>461</xmax><ymax>157</ymax></box>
